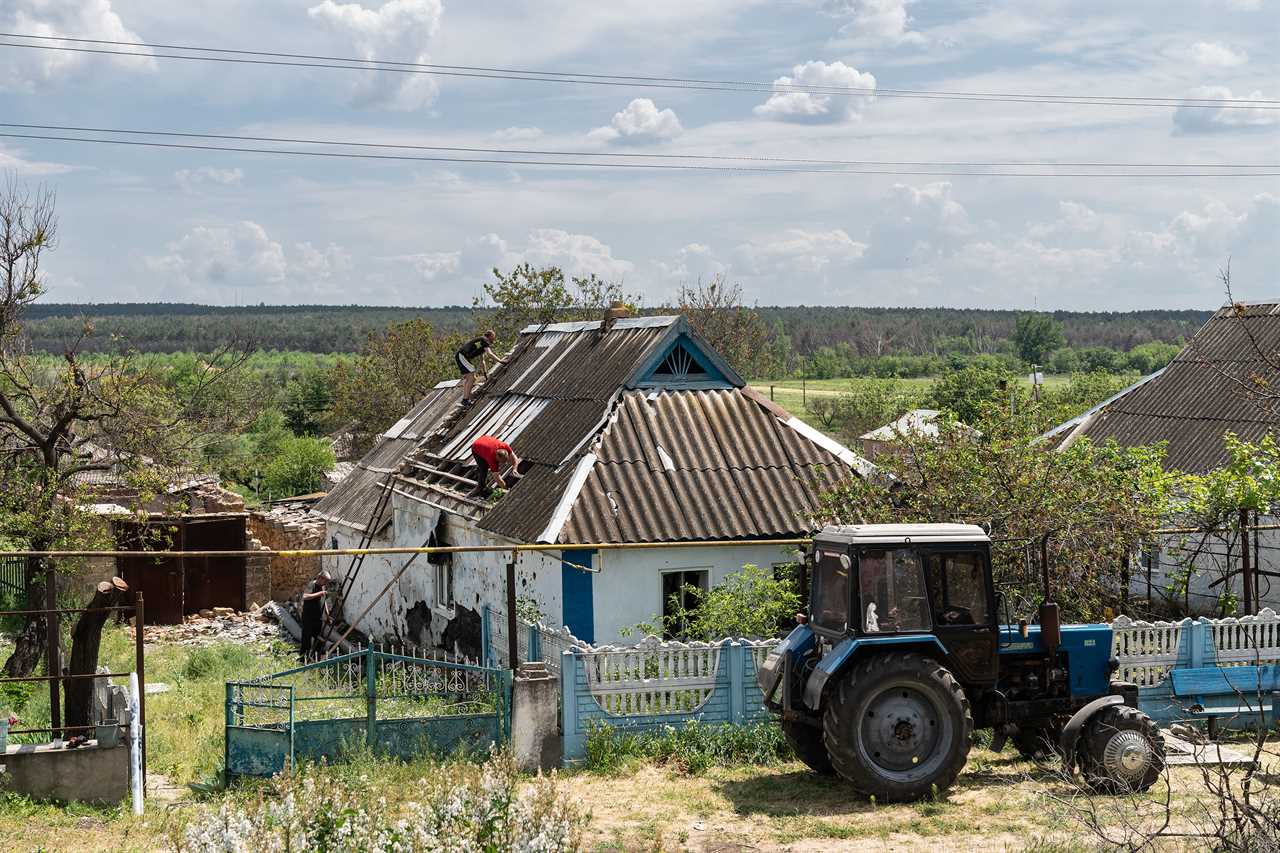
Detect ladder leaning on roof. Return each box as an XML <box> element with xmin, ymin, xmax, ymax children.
<box><xmin>322</xmin><ymin>466</ymin><xmax>397</xmax><ymax>643</ymax></box>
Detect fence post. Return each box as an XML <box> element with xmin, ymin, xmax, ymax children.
<box><xmin>727</xmin><ymin>640</ymin><xmax>745</xmax><ymax>724</ymax></box>
<box><xmin>529</xmin><ymin>623</ymin><xmax>541</xmax><ymax>663</ymax></box>
<box><xmin>288</xmin><ymin>685</ymin><xmax>296</xmax><ymax>771</ymax></box>
<box><xmin>1190</xmin><ymin>619</ymin><xmax>1206</xmax><ymax>668</ymax></box>
<box><xmin>365</xmin><ymin>646</ymin><xmax>377</xmax><ymax>749</ymax></box>
<box><xmin>560</xmin><ymin>649</ymin><xmax>579</xmax><ymax>765</ymax></box>
<box><xmin>481</xmin><ymin>604</ymin><xmax>491</xmax><ymax>667</ymax></box>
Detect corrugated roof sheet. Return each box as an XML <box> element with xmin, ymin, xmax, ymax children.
<box><xmin>553</xmin><ymin>389</ymin><xmax>856</xmax><ymax>543</ymax></box>
<box><xmin>1061</xmin><ymin>304</ymin><xmax>1280</xmax><ymax>473</ymax></box>
<box><xmin>313</xmin><ymin>382</ymin><xmax>463</xmax><ymax>531</ymax></box>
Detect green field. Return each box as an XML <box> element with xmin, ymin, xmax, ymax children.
<box><xmin>749</xmin><ymin>374</ymin><xmax>1070</xmax><ymax>428</ymax></box>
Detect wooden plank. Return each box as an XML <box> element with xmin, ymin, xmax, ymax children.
<box><xmin>1162</xmin><ymin>730</ymin><xmax>1258</xmax><ymax>768</ymax></box>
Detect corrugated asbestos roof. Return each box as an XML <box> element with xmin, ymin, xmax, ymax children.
<box><xmin>1054</xmin><ymin>303</ymin><xmax>1280</xmax><ymax>474</ymax></box>
<box><xmin>321</xmin><ymin>314</ymin><xmax>866</xmax><ymax>543</ymax></box>
<box><xmin>556</xmin><ymin>389</ymin><xmax>855</xmax><ymax>543</ymax></box>
<box><xmin>313</xmin><ymin>382</ymin><xmax>464</xmax><ymax>532</ymax></box>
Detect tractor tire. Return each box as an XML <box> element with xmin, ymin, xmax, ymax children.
<box><xmin>822</xmin><ymin>652</ymin><xmax>972</xmax><ymax>803</ymax></box>
<box><xmin>1079</xmin><ymin>705</ymin><xmax>1165</xmax><ymax>794</ymax></box>
<box><xmin>783</xmin><ymin>718</ymin><xmax>834</xmax><ymax>775</ymax></box>
<box><xmin>1011</xmin><ymin>716</ymin><xmax>1067</xmax><ymax>760</ymax></box>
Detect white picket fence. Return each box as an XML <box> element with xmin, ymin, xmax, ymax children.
<box><xmin>1111</xmin><ymin>608</ymin><xmax>1280</xmax><ymax>687</ymax></box>
<box><xmin>579</xmin><ymin>636</ymin><xmax>726</xmax><ymax>716</ymax></box>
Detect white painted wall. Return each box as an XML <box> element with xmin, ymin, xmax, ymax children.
<box><xmin>323</xmin><ymin>492</ymin><xmax>562</xmax><ymax>655</ymax></box>
<box><xmin>1138</xmin><ymin>516</ymin><xmax>1280</xmax><ymax>615</ymax></box>
<box><xmin>590</xmin><ymin>543</ymin><xmax>802</xmax><ymax>644</ymax></box>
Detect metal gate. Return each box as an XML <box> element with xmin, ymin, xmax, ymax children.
<box><xmin>225</xmin><ymin>647</ymin><xmax>512</xmax><ymax>779</ymax></box>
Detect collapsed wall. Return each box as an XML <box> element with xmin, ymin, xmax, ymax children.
<box><xmin>248</xmin><ymin>502</ymin><xmax>327</xmax><ymax>603</ymax></box>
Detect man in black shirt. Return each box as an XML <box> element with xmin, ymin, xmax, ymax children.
<box><xmin>455</xmin><ymin>330</ymin><xmax>508</xmax><ymax>401</ymax></box>
<box><xmin>300</xmin><ymin>570</ymin><xmax>332</xmax><ymax>660</ymax></box>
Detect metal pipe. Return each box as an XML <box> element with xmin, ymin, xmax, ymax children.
<box><xmin>0</xmin><ymin>537</ymin><xmax>811</xmax><ymax>559</ymax></box>
<box><xmin>135</xmin><ymin>592</ymin><xmax>147</xmax><ymax>793</ymax></box>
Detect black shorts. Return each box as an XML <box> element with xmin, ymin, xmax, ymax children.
<box><xmin>456</xmin><ymin>351</ymin><xmax>476</xmax><ymax>375</ymax></box>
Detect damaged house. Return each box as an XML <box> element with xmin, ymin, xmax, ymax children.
<box><xmin>314</xmin><ymin>314</ymin><xmax>870</xmax><ymax>654</ymax></box>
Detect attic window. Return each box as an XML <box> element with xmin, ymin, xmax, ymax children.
<box><xmin>652</xmin><ymin>345</ymin><xmax>708</xmax><ymax>381</ymax></box>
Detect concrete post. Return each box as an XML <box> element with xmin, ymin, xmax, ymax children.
<box><xmin>512</xmin><ymin>661</ymin><xmax>561</xmax><ymax>772</ymax></box>
<box><xmin>726</xmin><ymin>640</ymin><xmax>745</xmax><ymax>724</ymax></box>
<box><xmin>560</xmin><ymin>650</ymin><xmax>580</xmax><ymax>765</ymax></box>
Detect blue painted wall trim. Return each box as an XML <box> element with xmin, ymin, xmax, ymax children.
<box><xmin>561</xmin><ymin>549</ymin><xmax>596</xmax><ymax>644</ymax></box>
<box><xmin>630</xmin><ymin>332</ymin><xmax>737</xmax><ymax>389</ymax></box>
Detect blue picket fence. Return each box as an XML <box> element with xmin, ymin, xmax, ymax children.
<box><xmin>560</xmin><ymin>637</ymin><xmax>775</xmax><ymax>763</ymax></box>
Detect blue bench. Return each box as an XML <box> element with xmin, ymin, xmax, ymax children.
<box><xmin>1169</xmin><ymin>664</ymin><xmax>1280</xmax><ymax>739</ymax></box>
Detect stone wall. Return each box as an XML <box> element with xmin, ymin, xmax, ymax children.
<box><xmin>244</xmin><ymin>537</ymin><xmax>273</xmax><ymax>609</ymax></box>
<box><xmin>249</xmin><ymin>503</ymin><xmax>327</xmax><ymax>603</ymax></box>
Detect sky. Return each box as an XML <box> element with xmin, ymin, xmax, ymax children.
<box><xmin>0</xmin><ymin>0</ymin><xmax>1277</xmax><ymax>310</ymax></box>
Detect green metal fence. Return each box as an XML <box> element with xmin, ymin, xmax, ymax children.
<box><xmin>225</xmin><ymin>647</ymin><xmax>512</xmax><ymax>780</ymax></box>
<box><xmin>0</xmin><ymin>555</ymin><xmax>25</xmax><ymax>595</ymax></box>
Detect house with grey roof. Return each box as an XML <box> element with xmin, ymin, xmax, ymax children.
<box><xmin>1043</xmin><ymin>302</ymin><xmax>1280</xmax><ymax>613</ymax></box>
<box><xmin>314</xmin><ymin>313</ymin><xmax>869</xmax><ymax>653</ymax></box>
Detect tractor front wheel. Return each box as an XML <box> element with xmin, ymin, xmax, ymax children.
<box><xmin>1079</xmin><ymin>705</ymin><xmax>1165</xmax><ymax>794</ymax></box>
<box><xmin>822</xmin><ymin>652</ymin><xmax>972</xmax><ymax>802</ymax></box>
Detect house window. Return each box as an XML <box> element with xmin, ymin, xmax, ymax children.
<box><xmin>651</xmin><ymin>345</ymin><xmax>708</xmax><ymax>382</ymax></box>
<box><xmin>434</xmin><ymin>562</ymin><xmax>454</xmax><ymax>613</ymax></box>
<box><xmin>661</xmin><ymin>569</ymin><xmax>709</xmax><ymax>638</ymax></box>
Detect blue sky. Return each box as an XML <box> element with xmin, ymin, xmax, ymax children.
<box><xmin>1</xmin><ymin>0</ymin><xmax>1277</xmax><ymax>310</ymax></box>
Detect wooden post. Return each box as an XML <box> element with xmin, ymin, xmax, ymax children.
<box><xmin>135</xmin><ymin>592</ymin><xmax>146</xmax><ymax>793</ymax></box>
<box><xmin>45</xmin><ymin>563</ymin><xmax>61</xmax><ymax>741</ymax></box>
<box><xmin>506</xmin><ymin>556</ymin><xmax>518</xmax><ymax>669</ymax></box>
<box><xmin>1241</xmin><ymin>508</ymin><xmax>1253</xmax><ymax>614</ymax></box>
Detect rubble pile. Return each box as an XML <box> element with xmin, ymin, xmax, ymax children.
<box><xmin>129</xmin><ymin>604</ymin><xmax>289</xmax><ymax>647</ymax></box>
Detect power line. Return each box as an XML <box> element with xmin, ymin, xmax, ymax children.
<box><xmin>3</xmin><ymin>123</ymin><xmax>1273</xmax><ymax>170</ymax></box>
<box><xmin>5</xmin><ymin>129</ymin><xmax>1278</xmax><ymax>177</ymax></box>
<box><xmin>3</xmin><ymin>33</ymin><xmax>1278</xmax><ymax>110</ymax></box>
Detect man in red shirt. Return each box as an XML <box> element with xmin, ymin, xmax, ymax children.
<box><xmin>469</xmin><ymin>434</ymin><xmax>522</xmax><ymax>496</ymax></box>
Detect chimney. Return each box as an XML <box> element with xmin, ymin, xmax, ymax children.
<box><xmin>598</xmin><ymin>301</ymin><xmax>629</xmax><ymax>337</ymax></box>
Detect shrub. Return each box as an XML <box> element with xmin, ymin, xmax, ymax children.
<box><xmin>181</xmin><ymin>645</ymin><xmax>258</xmax><ymax>681</ymax></box>
<box><xmin>176</xmin><ymin>751</ymin><xmax>588</xmax><ymax>852</ymax></box>
<box><xmin>585</xmin><ymin>720</ymin><xmax>791</xmax><ymax>775</ymax></box>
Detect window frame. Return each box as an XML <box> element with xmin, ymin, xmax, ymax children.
<box><xmin>659</xmin><ymin>567</ymin><xmax>710</xmax><ymax>638</ymax></box>
<box><xmin>854</xmin><ymin>546</ymin><xmax>933</xmax><ymax>635</ymax></box>
<box><xmin>433</xmin><ymin>561</ymin><xmax>455</xmax><ymax>616</ymax></box>
<box><xmin>920</xmin><ymin>545</ymin><xmax>995</xmax><ymax>628</ymax></box>
<box><xmin>809</xmin><ymin>548</ymin><xmax>853</xmax><ymax>637</ymax></box>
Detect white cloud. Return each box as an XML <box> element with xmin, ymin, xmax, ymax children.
<box><xmin>491</xmin><ymin>126</ymin><xmax>545</xmax><ymax>142</ymax></box>
<box><xmin>1190</xmin><ymin>41</ymin><xmax>1248</xmax><ymax>68</ymax></box>
<box><xmin>173</xmin><ymin>167</ymin><xmax>244</xmax><ymax>194</ymax></box>
<box><xmin>734</xmin><ymin>229</ymin><xmax>866</xmax><ymax>276</ymax></box>
<box><xmin>520</xmin><ymin>229</ymin><xmax>634</xmax><ymax>281</ymax></box>
<box><xmin>398</xmin><ymin>229</ymin><xmax>631</xmax><ymax>293</ymax></box>
<box><xmin>145</xmin><ymin>221</ymin><xmax>352</xmax><ymax>296</ymax></box>
<box><xmin>307</xmin><ymin>0</ymin><xmax>444</xmax><ymax>110</ymax></box>
<box><xmin>588</xmin><ymin>99</ymin><xmax>684</xmax><ymax>145</ymax></box>
<box><xmin>0</xmin><ymin>0</ymin><xmax>154</xmax><ymax>92</ymax></box>
<box><xmin>1173</xmin><ymin>86</ymin><xmax>1280</xmax><ymax>133</ymax></box>
<box><xmin>864</xmin><ymin>181</ymin><xmax>972</xmax><ymax>266</ymax></box>
<box><xmin>0</xmin><ymin>145</ymin><xmax>75</xmax><ymax>176</ymax></box>
<box><xmin>754</xmin><ymin>61</ymin><xmax>876</xmax><ymax>123</ymax></box>
<box><xmin>824</xmin><ymin>0</ymin><xmax>924</xmax><ymax>45</ymax></box>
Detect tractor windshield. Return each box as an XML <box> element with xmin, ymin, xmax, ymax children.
<box><xmin>858</xmin><ymin>548</ymin><xmax>930</xmax><ymax>633</ymax></box>
<box><xmin>811</xmin><ymin>548</ymin><xmax>851</xmax><ymax>632</ymax></box>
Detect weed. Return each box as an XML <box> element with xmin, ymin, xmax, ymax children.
<box><xmin>584</xmin><ymin>719</ymin><xmax>791</xmax><ymax>775</ymax></box>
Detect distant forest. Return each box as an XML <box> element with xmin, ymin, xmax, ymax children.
<box><xmin>23</xmin><ymin>302</ymin><xmax>1211</xmax><ymax>357</ymax></box>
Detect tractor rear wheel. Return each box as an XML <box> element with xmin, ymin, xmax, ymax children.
<box><xmin>822</xmin><ymin>652</ymin><xmax>972</xmax><ymax>802</ymax></box>
<box><xmin>783</xmin><ymin>718</ymin><xmax>833</xmax><ymax>774</ymax></box>
<box><xmin>1079</xmin><ymin>705</ymin><xmax>1165</xmax><ymax>794</ymax></box>
<box><xmin>1011</xmin><ymin>716</ymin><xmax>1067</xmax><ymax>760</ymax></box>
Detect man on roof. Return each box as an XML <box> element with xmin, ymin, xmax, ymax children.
<box><xmin>455</xmin><ymin>329</ymin><xmax>508</xmax><ymax>402</ymax></box>
<box><xmin>469</xmin><ymin>434</ymin><xmax>522</xmax><ymax>496</ymax></box>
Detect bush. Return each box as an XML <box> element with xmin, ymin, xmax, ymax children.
<box><xmin>177</xmin><ymin>751</ymin><xmax>588</xmax><ymax>852</ymax></box>
<box><xmin>584</xmin><ymin>720</ymin><xmax>791</xmax><ymax>775</ymax></box>
<box><xmin>261</xmin><ymin>435</ymin><xmax>336</xmax><ymax>500</ymax></box>
<box><xmin>664</xmin><ymin>564</ymin><xmax>801</xmax><ymax>641</ymax></box>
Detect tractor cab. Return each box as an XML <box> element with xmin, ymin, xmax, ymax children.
<box><xmin>805</xmin><ymin>523</ymin><xmax>999</xmax><ymax>684</ymax></box>
<box><xmin>758</xmin><ymin>523</ymin><xmax>1164</xmax><ymax>804</ymax></box>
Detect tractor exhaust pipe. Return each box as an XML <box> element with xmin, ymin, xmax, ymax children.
<box><xmin>1039</xmin><ymin>531</ymin><xmax>1061</xmax><ymax>657</ymax></box>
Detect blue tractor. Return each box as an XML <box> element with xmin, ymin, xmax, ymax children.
<box><xmin>758</xmin><ymin>523</ymin><xmax>1165</xmax><ymax>802</ymax></box>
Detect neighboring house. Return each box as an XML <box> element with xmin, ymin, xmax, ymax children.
<box><xmin>858</xmin><ymin>409</ymin><xmax>977</xmax><ymax>462</ymax></box>
<box><xmin>313</xmin><ymin>314</ymin><xmax>871</xmax><ymax>653</ymax></box>
<box><xmin>1042</xmin><ymin>302</ymin><xmax>1280</xmax><ymax>613</ymax></box>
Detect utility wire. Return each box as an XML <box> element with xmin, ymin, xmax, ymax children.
<box><xmin>2</xmin><ymin>34</ymin><xmax>1277</xmax><ymax>110</ymax></box>
<box><xmin>6</xmin><ymin>130</ymin><xmax>1278</xmax><ymax>177</ymax></box>
<box><xmin>3</xmin><ymin>123</ymin><xmax>1272</xmax><ymax>170</ymax></box>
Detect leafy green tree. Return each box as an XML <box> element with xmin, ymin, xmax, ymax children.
<box><xmin>475</xmin><ymin>264</ymin><xmax>640</xmax><ymax>344</ymax></box>
<box><xmin>261</xmin><ymin>436</ymin><xmax>336</xmax><ymax>500</ymax></box>
<box><xmin>928</xmin><ymin>363</ymin><xmax>1015</xmax><ymax>423</ymax></box>
<box><xmin>282</xmin><ymin>365</ymin><xmax>336</xmax><ymax>436</ymax></box>
<box><xmin>817</xmin><ymin>410</ymin><xmax>1171</xmax><ymax>621</ymax></box>
<box><xmin>330</xmin><ymin>319</ymin><xmax>464</xmax><ymax>454</ymax></box>
<box><xmin>649</xmin><ymin>564</ymin><xmax>802</xmax><ymax>641</ymax></box>
<box><xmin>1012</xmin><ymin>313</ymin><xmax>1066</xmax><ymax>364</ymax></box>
<box><xmin>1126</xmin><ymin>341</ymin><xmax>1181</xmax><ymax>374</ymax></box>
<box><xmin>677</xmin><ymin>276</ymin><xmax>772</xmax><ymax>378</ymax></box>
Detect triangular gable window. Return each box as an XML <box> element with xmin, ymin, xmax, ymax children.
<box><xmin>634</xmin><ymin>335</ymin><xmax>733</xmax><ymax>389</ymax></box>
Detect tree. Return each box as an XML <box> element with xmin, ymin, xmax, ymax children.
<box><xmin>816</xmin><ymin>409</ymin><xmax>1172</xmax><ymax>621</ymax></box>
<box><xmin>676</xmin><ymin>276</ymin><xmax>772</xmax><ymax>378</ymax></box>
<box><xmin>475</xmin><ymin>264</ymin><xmax>641</xmax><ymax>345</ymax></box>
<box><xmin>929</xmin><ymin>362</ymin><xmax>1015</xmax><ymax>424</ymax></box>
<box><xmin>0</xmin><ymin>177</ymin><xmax>245</xmax><ymax>676</ymax></box>
<box><xmin>329</xmin><ymin>319</ymin><xmax>463</xmax><ymax>454</ymax></box>
<box><xmin>261</xmin><ymin>436</ymin><xmax>336</xmax><ymax>500</ymax></box>
<box><xmin>624</xmin><ymin>564</ymin><xmax>802</xmax><ymax>641</ymax></box>
<box><xmin>1013</xmin><ymin>312</ymin><xmax>1066</xmax><ymax>364</ymax></box>
<box><xmin>282</xmin><ymin>365</ymin><xmax>336</xmax><ymax>437</ymax></box>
